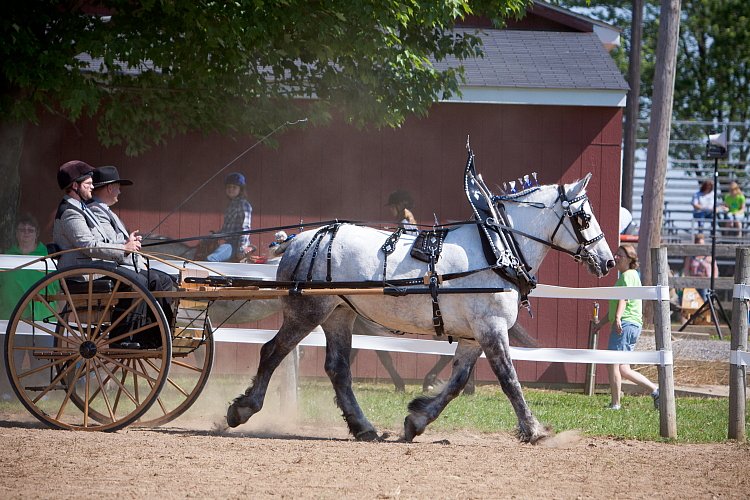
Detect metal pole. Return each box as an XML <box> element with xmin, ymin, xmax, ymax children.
<box><xmin>710</xmin><ymin>157</ymin><xmax>718</xmax><ymax>291</ymax></box>
<box><xmin>728</xmin><ymin>247</ymin><xmax>749</xmax><ymax>440</ymax></box>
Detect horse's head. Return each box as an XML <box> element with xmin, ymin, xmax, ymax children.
<box><xmin>495</xmin><ymin>173</ymin><xmax>614</xmax><ymax>277</ymax></box>
<box><xmin>550</xmin><ymin>173</ymin><xmax>615</xmax><ymax>277</ymax></box>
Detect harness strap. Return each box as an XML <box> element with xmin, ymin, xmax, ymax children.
<box><xmin>380</xmin><ymin>228</ymin><xmax>404</xmax><ymax>282</ymax></box>
<box><xmin>325</xmin><ymin>223</ymin><xmax>344</xmax><ymax>281</ymax></box>
<box><xmin>291</xmin><ymin>225</ymin><xmax>334</xmax><ymax>281</ymax></box>
<box><xmin>426</xmin><ymin>252</ymin><xmax>445</xmax><ymax>337</ymax></box>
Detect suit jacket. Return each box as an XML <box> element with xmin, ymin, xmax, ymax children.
<box><xmin>89</xmin><ymin>199</ymin><xmax>144</xmax><ymax>270</ymax></box>
<box><xmin>52</xmin><ymin>197</ymin><xmax>131</xmax><ymax>270</ymax></box>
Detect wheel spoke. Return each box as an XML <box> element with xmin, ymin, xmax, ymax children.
<box><xmin>59</xmin><ymin>279</ymin><xmax>88</xmax><ymax>340</ymax></box>
<box><xmin>55</xmin><ymin>361</ymin><xmax>87</xmax><ymax>421</ymax></box>
<box><xmin>94</xmin><ymin>296</ymin><xmax>145</xmax><ymax>346</ymax></box>
<box><xmin>137</xmin><ymin>358</ymin><xmax>167</xmax><ymax>417</ymax></box>
<box><xmin>171</xmin><ymin>357</ymin><xmax>204</xmax><ymax>374</ymax></box>
<box><xmin>29</xmin><ymin>354</ymin><xmax>79</xmax><ymax>403</ymax></box>
<box><xmin>91</xmin><ymin>357</ymin><xmax>116</xmax><ymax>423</ymax></box>
<box><xmin>91</xmin><ymin>280</ymin><xmax>122</xmax><ymax>342</ymax></box>
<box><xmin>94</xmin><ymin>356</ymin><xmax>141</xmax><ymax>407</ymax></box>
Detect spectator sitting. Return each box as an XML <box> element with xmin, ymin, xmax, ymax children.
<box><xmin>682</xmin><ymin>233</ymin><xmax>717</xmax><ymax>302</ymax></box>
<box><xmin>691</xmin><ymin>180</ymin><xmax>715</xmax><ymax>233</ymax></box>
<box><xmin>0</xmin><ymin>213</ymin><xmax>60</xmax><ymax>400</ymax></box>
<box><xmin>0</xmin><ymin>213</ymin><xmax>59</xmax><ymax>320</ymax></box>
<box><xmin>721</xmin><ymin>181</ymin><xmax>745</xmax><ymax>237</ymax></box>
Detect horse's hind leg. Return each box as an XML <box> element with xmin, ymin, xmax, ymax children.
<box><xmin>422</xmin><ymin>356</ymin><xmax>476</xmax><ymax>394</ymax></box>
<box><xmin>352</xmin><ymin>316</ymin><xmax>405</xmax><ymax>392</ymax></box>
<box><xmin>480</xmin><ymin>331</ymin><xmax>551</xmax><ymax>444</ymax></box>
<box><xmin>349</xmin><ymin>349</ymin><xmax>405</xmax><ymax>392</ymax></box>
<box><xmin>403</xmin><ymin>341</ymin><xmax>482</xmax><ymax>442</ymax></box>
<box><xmin>323</xmin><ymin>307</ymin><xmax>379</xmax><ymax>441</ymax></box>
<box><xmin>226</xmin><ymin>297</ymin><xmax>333</xmax><ymax>428</ymax></box>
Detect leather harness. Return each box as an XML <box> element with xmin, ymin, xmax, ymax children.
<box><xmin>283</xmin><ymin>149</ymin><xmax>605</xmax><ymax>340</ymax></box>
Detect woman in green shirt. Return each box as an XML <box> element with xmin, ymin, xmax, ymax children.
<box><xmin>0</xmin><ymin>214</ymin><xmax>58</xmax><ymax>400</ymax></box>
<box><xmin>604</xmin><ymin>244</ymin><xmax>659</xmax><ymax>410</ymax></box>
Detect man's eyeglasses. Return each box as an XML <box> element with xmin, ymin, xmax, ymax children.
<box><xmin>16</xmin><ymin>227</ymin><xmax>37</xmax><ymax>234</ymax></box>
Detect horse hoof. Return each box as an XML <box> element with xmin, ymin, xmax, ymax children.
<box><xmin>226</xmin><ymin>404</ymin><xmax>247</xmax><ymax>428</ymax></box>
<box><xmin>403</xmin><ymin>417</ymin><xmax>419</xmax><ymax>442</ymax></box>
<box><xmin>355</xmin><ymin>429</ymin><xmax>380</xmax><ymax>442</ymax></box>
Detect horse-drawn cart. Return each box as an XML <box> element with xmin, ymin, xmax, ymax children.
<box><xmin>4</xmin><ymin>258</ymin><xmax>445</xmax><ymax>431</ymax></box>
<box><xmin>4</xmin><ymin>151</ymin><xmax>615</xmax><ymax>443</ymax></box>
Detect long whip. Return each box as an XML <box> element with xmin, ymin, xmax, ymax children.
<box><xmin>144</xmin><ymin>118</ymin><xmax>308</xmax><ymax>237</ymax></box>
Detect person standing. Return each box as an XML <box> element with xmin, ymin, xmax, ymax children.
<box><xmin>207</xmin><ymin>172</ymin><xmax>253</xmax><ymax>262</ymax></box>
<box><xmin>605</xmin><ymin>244</ymin><xmax>659</xmax><ymax>410</ymax></box>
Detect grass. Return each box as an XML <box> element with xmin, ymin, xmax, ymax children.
<box><xmin>299</xmin><ymin>381</ymin><xmax>742</xmax><ymax>444</ymax></box>
<box><xmin>1</xmin><ymin>379</ymin><xmax>741</xmax><ymax>443</ymax></box>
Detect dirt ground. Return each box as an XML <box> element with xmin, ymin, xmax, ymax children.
<box><xmin>0</xmin><ymin>349</ymin><xmax>747</xmax><ymax>499</ymax></box>
<box><xmin>1</xmin><ymin>394</ymin><xmax>749</xmax><ymax>499</ymax></box>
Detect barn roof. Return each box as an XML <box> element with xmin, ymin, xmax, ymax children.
<box><xmin>441</xmin><ymin>2</ymin><xmax>629</xmax><ymax>108</ymax></box>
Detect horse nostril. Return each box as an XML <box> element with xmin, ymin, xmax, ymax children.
<box><xmin>606</xmin><ymin>259</ymin><xmax>615</xmax><ymax>269</ymax></box>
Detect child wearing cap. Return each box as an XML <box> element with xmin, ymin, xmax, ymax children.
<box><xmin>207</xmin><ymin>172</ymin><xmax>253</xmax><ymax>262</ymax></box>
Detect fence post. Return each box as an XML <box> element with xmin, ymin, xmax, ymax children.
<box><xmin>652</xmin><ymin>246</ymin><xmax>677</xmax><ymax>438</ymax></box>
<box><xmin>728</xmin><ymin>247</ymin><xmax>749</xmax><ymax>440</ymax></box>
<box><xmin>584</xmin><ymin>302</ymin><xmax>600</xmax><ymax>396</ymax></box>
<box><xmin>276</xmin><ymin>347</ymin><xmax>299</xmax><ymax>418</ymax></box>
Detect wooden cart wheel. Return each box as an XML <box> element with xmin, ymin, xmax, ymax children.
<box><xmin>4</xmin><ymin>264</ymin><xmax>171</xmax><ymax>431</ymax></box>
<box><xmin>135</xmin><ymin>311</ymin><xmax>215</xmax><ymax>427</ymax></box>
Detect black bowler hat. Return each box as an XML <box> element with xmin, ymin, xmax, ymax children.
<box><xmin>92</xmin><ymin>165</ymin><xmax>134</xmax><ymax>188</ymax></box>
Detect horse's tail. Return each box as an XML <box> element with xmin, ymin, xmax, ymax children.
<box><xmin>509</xmin><ymin>322</ymin><xmax>538</xmax><ymax>348</ymax></box>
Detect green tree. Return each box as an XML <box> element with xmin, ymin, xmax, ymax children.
<box><xmin>553</xmin><ymin>0</ymin><xmax>749</xmax><ymax>166</ymax></box>
<box><xmin>0</xmin><ymin>0</ymin><xmax>531</xmax><ymax>248</ymax></box>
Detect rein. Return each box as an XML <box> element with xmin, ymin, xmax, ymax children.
<box><xmin>142</xmin><ymin>220</ymin><xmax>359</xmax><ymax>248</ymax></box>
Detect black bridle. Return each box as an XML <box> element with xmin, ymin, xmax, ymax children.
<box><xmin>492</xmin><ymin>183</ymin><xmax>606</xmax><ymax>270</ymax></box>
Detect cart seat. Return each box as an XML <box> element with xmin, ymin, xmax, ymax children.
<box><xmin>64</xmin><ymin>278</ymin><xmax>115</xmax><ymax>294</ymax></box>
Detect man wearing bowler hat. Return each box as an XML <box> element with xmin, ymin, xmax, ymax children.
<box><xmin>53</xmin><ymin>160</ymin><xmax>142</xmax><ymax>270</ymax></box>
<box><xmin>90</xmin><ymin>165</ymin><xmax>176</xmax><ymax>343</ymax></box>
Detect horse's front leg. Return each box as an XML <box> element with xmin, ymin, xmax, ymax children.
<box><xmin>403</xmin><ymin>340</ymin><xmax>482</xmax><ymax>442</ymax></box>
<box><xmin>479</xmin><ymin>329</ymin><xmax>552</xmax><ymax>444</ymax></box>
<box><xmin>323</xmin><ymin>307</ymin><xmax>379</xmax><ymax>441</ymax></box>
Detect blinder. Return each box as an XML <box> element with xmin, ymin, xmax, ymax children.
<box><xmin>551</xmin><ymin>185</ymin><xmax>605</xmax><ymax>263</ymax></box>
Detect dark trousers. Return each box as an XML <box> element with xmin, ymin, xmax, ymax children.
<box><xmin>102</xmin><ymin>264</ymin><xmax>175</xmax><ymax>346</ymax></box>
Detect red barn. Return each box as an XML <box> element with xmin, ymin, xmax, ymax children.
<box><xmin>17</xmin><ymin>2</ymin><xmax>627</xmax><ymax>386</ymax></box>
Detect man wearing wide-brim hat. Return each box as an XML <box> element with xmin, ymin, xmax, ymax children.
<box><xmin>89</xmin><ymin>165</ymin><xmax>176</xmax><ymax>345</ymax></box>
<box><xmin>52</xmin><ymin>160</ymin><xmax>141</xmax><ymax>270</ymax></box>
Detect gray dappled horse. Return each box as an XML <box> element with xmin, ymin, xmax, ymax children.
<box><xmin>226</xmin><ymin>173</ymin><xmax>614</xmax><ymax>443</ymax></box>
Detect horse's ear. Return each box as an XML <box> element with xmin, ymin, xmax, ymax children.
<box><xmin>581</xmin><ymin>172</ymin><xmax>592</xmax><ymax>189</ymax></box>
<box><xmin>567</xmin><ymin>173</ymin><xmax>592</xmax><ymax>197</ymax></box>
